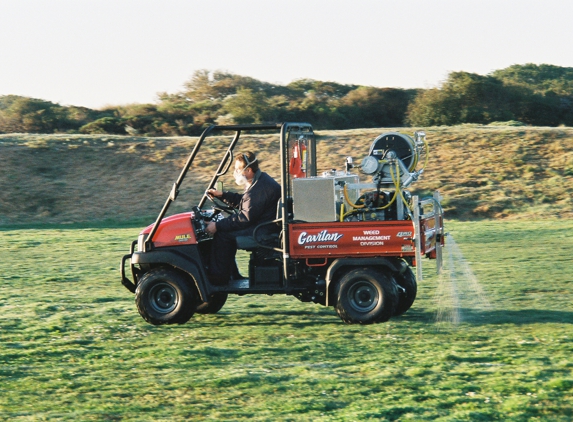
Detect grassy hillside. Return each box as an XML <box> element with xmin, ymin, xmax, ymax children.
<box><xmin>1</xmin><ymin>125</ymin><xmax>572</xmax><ymax>226</ymax></box>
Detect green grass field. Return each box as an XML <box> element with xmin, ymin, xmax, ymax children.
<box><xmin>1</xmin><ymin>220</ymin><xmax>572</xmax><ymax>421</ymax></box>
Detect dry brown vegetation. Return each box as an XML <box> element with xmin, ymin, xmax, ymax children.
<box><xmin>1</xmin><ymin>125</ymin><xmax>572</xmax><ymax>226</ymax></box>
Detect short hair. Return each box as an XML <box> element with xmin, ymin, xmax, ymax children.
<box><xmin>237</xmin><ymin>151</ymin><xmax>259</xmax><ymax>172</ymax></box>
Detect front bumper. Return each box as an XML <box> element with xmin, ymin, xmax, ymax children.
<box><xmin>120</xmin><ymin>240</ymin><xmax>138</xmax><ymax>293</ymax></box>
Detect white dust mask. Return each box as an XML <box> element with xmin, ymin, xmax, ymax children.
<box><xmin>234</xmin><ymin>169</ymin><xmax>248</xmax><ymax>186</ymax></box>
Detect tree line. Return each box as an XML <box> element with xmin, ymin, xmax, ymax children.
<box><xmin>1</xmin><ymin>64</ymin><xmax>572</xmax><ymax>136</ymax></box>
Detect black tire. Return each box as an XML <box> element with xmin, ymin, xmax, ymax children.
<box><xmin>135</xmin><ymin>267</ymin><xmax>197</xmax><ymax>325</ymax></box>
<box><xmin>195</xmin><ymin>293</ymin><xmax>228</xmax><ymax>314</ymax></box>
<box><xmin>335</xmin><ymin>268</ymin><xmax>398</xmax><ymax>324</ymax></box>
<box><xmin>394</xmin><ymin>266</ymin><xmax>417</xmax><ymax>316</ymax></box>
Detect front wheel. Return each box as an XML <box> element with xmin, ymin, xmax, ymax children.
<box><xmin>135</xmin><ymin>267</ymin><xmax>197</xmax><ymax>325</ymax></box>
<box><xmin>335</xmin><ymin>268</ymin><xmax>398</xmax><ymax>324</ymax></box>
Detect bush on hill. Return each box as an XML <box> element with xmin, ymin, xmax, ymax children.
<box><xmin>2</xmin><ymin>64</ymin><xmax>573</xmax><ymax>136</ymax></box>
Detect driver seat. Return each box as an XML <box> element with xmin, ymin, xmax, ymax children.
<box><xmin>236</xmin><ymin>198</ymin><xmax>285</xmax><ymax>251</ymax></box>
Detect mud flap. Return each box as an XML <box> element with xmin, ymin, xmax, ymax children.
<box><xmin>412</xmin><ymin>195</ymin><xmax>423</xmax><ymax>283</ymax></box>
<box><xmin>433</xmin><ymin>191</ymin><xmax>444</xmax><ymax>275</ymax></box>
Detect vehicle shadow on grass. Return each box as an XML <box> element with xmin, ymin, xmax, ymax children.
<box><xmin>411</xmin><ymin>308</ymin><xmax>573</xmax><ymax>325</ymax></box>
<box><xmin>193</xmin><ymin>308</ymin><xmax>343</xmax><ymax>328</ymax></box>
<box><xmin>189</xmin><ymin>308</ymin><xmax>573</xmax><ymax>328</ymax></box>
<box><xmin>461</xmin><ymin>308</ymin><xmax>573</xmax><ymax>325</ymax></box>
<box><xmin>382</xmin><ymin>308</ymin><xmax>573</xmax><ymax>325</ymax></box>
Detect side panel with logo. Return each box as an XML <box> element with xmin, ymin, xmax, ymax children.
<box><xmin>288</xmin><ymin>221</ymin><xmax>416</xmax><ymax>259</ymax></box>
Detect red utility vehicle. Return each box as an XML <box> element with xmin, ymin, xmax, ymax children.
<box><xmin>120</xmin><ymin>123</ymin><xmax>444</xmax><ymax>325</ymax></box>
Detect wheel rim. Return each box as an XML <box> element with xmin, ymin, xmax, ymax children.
<box><xmin>149</xmin><ymin>282</ymin><xmax>178</xmax><ymax>314</ymax></box>
<box><xmin>348</xmin><ymin>281</ymin><xmax>379</xmax><ymax>312</ymax></box>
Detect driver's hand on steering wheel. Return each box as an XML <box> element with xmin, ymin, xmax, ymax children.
<box><xmin>207</xmin><ymin>188</ymin><xmax>223</xmax><ymax>199</ymax></box>
<box><xmin>205</xmin><ymin>221</ymin><xmax>217</xmax><ymax>235</ymax></box>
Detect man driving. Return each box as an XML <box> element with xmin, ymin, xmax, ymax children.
<box><xmin>205</xmin><ymin>151</ymin><xmax>281</xmax><ymax>285</ymax></box>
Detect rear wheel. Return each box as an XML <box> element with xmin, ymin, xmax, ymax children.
<box><xmin>135</xmin><ymin>267</ymin><xmax>197</xmax><ymax>325</ymax></box>
<box><xmin>335</xmin><ymin>268</ymin><xmax>398</xmax><ymax>324</ymax></box>
<box><xmin>195</xmin><ymin>293</ymin><xmax>228</xmax><ymax>314</ymax></box>
<box><xmin>394</xmin><ymin>266</ymin><xmax>417</xmax><ymax>316</ymax></box>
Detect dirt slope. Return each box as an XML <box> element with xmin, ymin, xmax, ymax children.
<box><xmin>1</xmin><ymin>126</ymin><xmax>572</xmax><ymax>226</ymax></box>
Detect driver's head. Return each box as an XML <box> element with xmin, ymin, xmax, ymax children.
<box><xmin>234</xmin><ymin>152</ymin><xmax>258</xmax><ymax>186</ymax></box>
<box><xmin>236</xmin><ymin>151</ymin><xmax>259</xmax><ymax>173</ymax></box>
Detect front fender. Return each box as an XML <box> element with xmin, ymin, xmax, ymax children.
<box><xmin>132</xmin><ymin>246</ymin><xmax>210</xmax><ymax>302</ymax></box>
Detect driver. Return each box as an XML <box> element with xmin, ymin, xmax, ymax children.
<box><xmin>205</xmin><ymin>151</ymin><xmax>281</xmax><ymax>285</ymax></box>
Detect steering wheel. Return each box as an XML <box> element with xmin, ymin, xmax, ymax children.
<box><xmin>207</xmin><ymin>193</ymin><xmax>239</xmax><ymax>215</ymax></box>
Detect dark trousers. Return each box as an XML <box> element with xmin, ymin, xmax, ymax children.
<box><xmin>208</xmin><ymin>226</ymin><xmax>254</xmax><ymax>283</ymax></box>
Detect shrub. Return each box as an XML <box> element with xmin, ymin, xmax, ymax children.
<box><xmin>79</xmin><ymin>117</ymin><xmax>126</xmax><ymax>135</ymax></box>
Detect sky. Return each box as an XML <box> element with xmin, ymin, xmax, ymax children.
<box><xmin>1</xmin><ymin>0</ymin><xmax>573</xmax><ymax>110</ymax></box>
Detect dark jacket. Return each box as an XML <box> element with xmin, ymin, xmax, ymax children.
<box><xmin>216</xmin><ymin>170</ymin><xmax>281</xmax><ymax>232</ymax></box>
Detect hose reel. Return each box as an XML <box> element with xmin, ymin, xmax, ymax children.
<box><xmin>360</xmin><ymin>131</ymin><xmax>427</xmax><ymax>188</ymax></box>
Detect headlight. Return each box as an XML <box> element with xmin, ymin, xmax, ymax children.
<box><xmin>137</xmin><ymin>234</ymin><xmax>148</xmax><ymax>252</ymax></box>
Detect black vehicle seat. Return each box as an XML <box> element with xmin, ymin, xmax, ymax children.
<box><xmin>236</xmin><ymin>198</ymin><xmax>284</xmax><ymax>251</ymax></box>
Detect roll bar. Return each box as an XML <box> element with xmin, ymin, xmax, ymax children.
<box><xmin>144</xmin><ymin>123</ymin><xmax>313</xmax><ymax>252</ymax></box>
